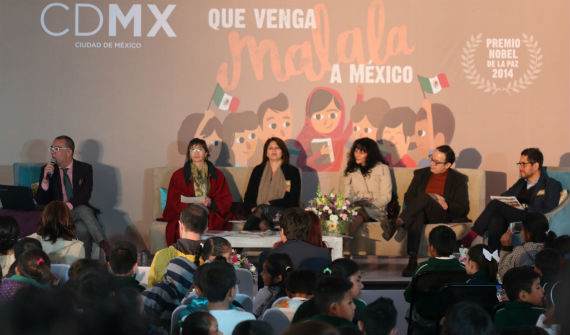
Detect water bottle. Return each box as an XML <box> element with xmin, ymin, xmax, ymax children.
<box><xmin>496</xmin><ymin>284</ymin><xmax>506</xmax><ymax>302</ymax></box>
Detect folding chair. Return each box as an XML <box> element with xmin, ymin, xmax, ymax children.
<box><xmin>234</xmin><ymin>293</ymin><xmax>253</xmax><ymax>313</ymax></box>
<box><xmin>406</xmin><ymin>270</ymin><xmax>469</xmax><ymax>335</ymax></box>
<box><xmin>261</xmin><ymin>308</ymin><xmax>291</xmax><ymax>335</ymax></box>
<box><xmin>235</xmin><ymin>267</ymin><xmax>255</xmax><ymax>297</ymax></box>
<box><xmin>170</xmin><ymin>304</ymin><xmax>187</xmax><ymax>335</ymax></box>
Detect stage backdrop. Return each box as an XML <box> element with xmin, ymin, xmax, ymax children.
<box><xmin>1</xmin><ymin>0</ymin><xmax>568</xmax><ymax>246</ymax></box>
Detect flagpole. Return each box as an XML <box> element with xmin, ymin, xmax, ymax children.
<box><xmin>417</xmin><ymin>75</ymin><xmax>426</xmax><ymax>99</ymax></box>
<box><xmin>207</xmin><ymin>84</ymin><xmax>218</xmax><ymax>110</ymax></box>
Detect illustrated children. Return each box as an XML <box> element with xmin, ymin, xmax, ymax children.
<box><xmin>222</xmin><ymin>111</ymin><xmax>260</xmax><ymax>167</ymax></box>
<box><xmin>414</xmin><ymin>99</ymin><xmax>455</xmax><ymax>167</ymax></box>
<box><xmin>295</xmin><ymin>87</ymin><xmax>352</xmax><ymax>172</ymax></box>
<box><xmin>379</xmin><ymin>107</ymin><xmax>417</xmax><ymax>167</ymax></box>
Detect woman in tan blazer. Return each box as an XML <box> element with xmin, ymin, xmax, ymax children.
<box><xmin>343</xmin><ymin>138</ymin><xmax>392</xmax><ymax>235</ymax></box>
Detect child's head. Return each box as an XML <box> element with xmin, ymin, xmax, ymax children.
<box><xmin>534</xmin><ymin>248</ymin><xmax>561</xmax><ymax>282</ymax></box>
<box><xmin>202</xmin><ymin>260</ymin><xmax>237</xmax><ymax>303</ymax></box>
<box><xmin>284</xmin><ymin>269</ymin><xmax>317</xmax><ymax>298</ymax></box>
<box><xmin>358</xmin><ymin>297</ymin><xmax>397</xmax><ymax>335</ymax></box>
<box><xmin>503</xmin><ymin>266</ymin><xmax>544</xmax><ymax>306</ymax></box>
<box><xmin>440</xmin><ymin>301</ymin><xmax>494</xmax><ymax>335</ymax></box>
<box><xmin>324</xmin><ymin>258</ymin><xmax>363</xmax><ymax>298</ymax></box>
<box><xmin>201</xmin><ymin>237</ymin><xmax>232</xmax><ymax>262</ymax></box>
<box><xmin>261</xmin><ymin>253</ymin><xmax>293</xmax><ymax>287</ymax></box>
<box><xmin>13</xmin><ymin>237</ymin><xmax>42</xmax><ymax>258</ymax></box>
<box><xmin>16</xmin><ymin>249</ymin><xmax>52</xmax><ymax>285</ymax></box>
<box><xmin>181</xmin><ymin>310</ymin><xmax>219</xmax><ymax>335</ymax></box>
<box><xmin>465</xmin><ymin>244</ymin><xmax>498</xmax><ymax>281</ymax></box>
<box><xmin>521</xmin><ymin>212</ymin><xmax>549</xmax><ymax>243</ymax></box>
<box><xmin>68</xmin><ymin>259</ymin><xmax>108</xmax><ymax>283</ymax></box>
<box><xmin>232</xmin><ymin>320</ymin><xmax>273</xmax><ymax>335</ymax></box>
<box><xmin>428</xmin><ymin>225</ymin><xmax>456</xmax><ymax>257</ymax></box>
<box><xmin>315</xmin><ymin>276</ymin><xmax>355</xmax><ymax>321</ymax></box>
<box><xmin>108</xmin><ymin>241</ymin><xmax>138</xmax><ymax>275</ymax></box>
<box><xmin>0</xmin><ymin>215</ymin><xmax>20</xmax><ymax>255</ymax></box>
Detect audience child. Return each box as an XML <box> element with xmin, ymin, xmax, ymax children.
<box><xmin>5</xmin><ymin>237</ymin><xmax>43</xmax><ymax>278</ymax></box>
<box><xmin>149</xmin><ymin>204</ymin><xmax>208</xmax><ymax>287</ymax></box>
<box><xmin>310</xmin><ymin>276</ymin><xmax>357</xmax><ymax>330</ymax></box>
<box><xmin>547</xmin><ymin>234</ymin><xmax>570</xmax><ymax>263</ymax></box>
<box><xmin>232</xmin><ymin>320</ymin><xmax>273</xmax><ymax>335</ymax></box>
<box><xmin>0</xmin><ymin>249</ymin><xmax>52</xmax><ymax>301</ymax></box>
<box><xmin>494</xmin><ymin>266</ymin><xmax>545</xmax><ymax>333</ymax></box>
<box><xmin>440</xmin><ymin>301</ymin><xmax>495</xmax><ymax>335</ymax></box>
<box><xmin>108</xmin><ymin>241</ymin><xmax>145</xmax><ymax>292</ymax></box>
<box><xmin>465</xmin><ymin>244</ymin><xmax>499</xmax><ymax>284</ymax></box>
<box><xmin>200</xmin><ymin>236</ymin><xmax>232</xmax><ymax>262</ymax></box>
<box><xmin>534</xmin><ymin>248</ymin><xmax>561</xmax><ymax>309</ymax></box>
<box><xmin>0</xmin><ymin>215</ymin><xmax>19</xmax><ymax>278</ymax></box>
<box><xmin>272</xmin><ymin>269</ymin><xmax>317</xmax><ymax>321</ymax></box>
<box><xmin>199</xmin><ymin>260</ymin><xmax>255</xmax><ymax>335</ymax></box>
<box><xmin>292</xmin><ymin>258</ymin><xmax>365</xmax><ymax>324</ymax></box>
<box><xmin>498</xmin><ymin>212</ymin><xmax>552</xmax><ymax>280</ymax></box>
<box><xmin>178</xmin><ymin>260</ymin><xmax>249</xmax><ymax>332</ymax></box>
<box><xmin>29</xmin><ymin>201</ymin><xmax>86</xmax><ymax>264</ymax></box>
<box><xmin>282</xmin><ymin>319</ymin><xmax>341</xmax><ymax>335</ymax></box>
<box><xmin>181</xmin><ymin>310</ymin><xmax>221</xmax><ymax>335</ymax></box>
<box><xmin>253</xmin><ymin>253</ymin><xmax>292</xmax><ymax>317</ymax></box>
<box><xmin>272</xmin><ymin>211</ymin><xmax>328</xmax><ymax>249</ymax></box>
<box><xmin>142</xmin><ymin>256</ymin><xmax>197</xmax><ymax>331</ymax></box>
<box><xmin>404</xmin><ymin>225</ymin><xmax>465</xmax><ymax>302</ymax></box>
<box><xmin>358</xmin><ymin>297</ymin><xmax>397</xmax><ymax>335</ymax></box>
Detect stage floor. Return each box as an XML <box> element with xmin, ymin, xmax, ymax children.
<box><xmin>353</xmin><ymin>255</ymin><xmax>428</xmax><ymax>288</ymax></box>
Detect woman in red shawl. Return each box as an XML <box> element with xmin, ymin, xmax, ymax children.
<box><xmin>295</xmin><ymin>87</ymin><xmax>352</xmax><ymax>172</ymax></box>
<box><xmin>162</xmin><ymin>138</ymin><xmax>233</xmax><ymax>245</ymax></box>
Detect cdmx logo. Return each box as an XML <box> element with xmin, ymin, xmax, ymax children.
<box><xmin>40</xmin><ymin>3</ymin><xmax>176</xmax><ymax>37</ymax></box>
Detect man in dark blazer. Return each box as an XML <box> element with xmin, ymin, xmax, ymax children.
<box><xmin>267</xmin><ymin>207</ymin><xmax>331</xmax><ymax>275</ymax></box>
<box><xmin>384</xmin><ymin>145</ymin><xmax>469</xmax><ymax>276</ymax></box>
<box><xmin>36</xmin><ymin>135</ymin><xmax>110</xmax><ymax>259</ymax></box>
<box><xmin>463</xmin><ymin>148</ymin><xmax>561</xmax><ymax>252</ymax></box>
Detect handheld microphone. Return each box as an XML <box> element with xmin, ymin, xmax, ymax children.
<box><xmin>46</xmin><ymin>158</ymin><xmax>56</xmax><ymax>178</ymax></box>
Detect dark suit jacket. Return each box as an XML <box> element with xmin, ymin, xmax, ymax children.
<box><xmin>502</xmin><ymin>168</ymin><xmax>562</xmax><ymax>213</ymax></box>
<box><xmin>403</xmin><ymin>167</ymin><xmax>470</xmax><ymax>221</ymax></box>
<box><xmin>267</xmin><ymin>240</ymin><xmax>331</xmax><ymax>275</ymax></box>
<box><xmin>36</xmin><ymin>159</ymin><xmax>93</xmax><ymax>208</ymax></box>
<box><xmin>243</xmin><ymin>162</ymin><xmax>301</xmax><ymax>212</ymax></box>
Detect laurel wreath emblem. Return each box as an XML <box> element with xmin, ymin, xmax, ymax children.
<box><xmin>461</xmin><ymin>33</ymin><xmax>543</xmax><ymax>95</ymax></box>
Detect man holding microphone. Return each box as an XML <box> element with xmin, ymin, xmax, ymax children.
<box><xmin>36</xmin><ymin>135</ymin><xmax>110</xmax><ymax>259</ymax></box>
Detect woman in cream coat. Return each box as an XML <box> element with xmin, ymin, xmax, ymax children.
<box><xmin>343</xmin><ymin>138</ymin><xmax>392</xmax><ymax>235</ymax></box>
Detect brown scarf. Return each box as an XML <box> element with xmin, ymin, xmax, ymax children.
<box><xmin>256</xmin><ymin>163</ymin><xmax>286</xmax><ymax>205</ymax></box>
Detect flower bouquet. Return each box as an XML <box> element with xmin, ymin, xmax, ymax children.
<box><xmin>230</xmin><ymin>250</ymin><xmax>257</xmax><ymax>280</ymax></box>
<box><xmin>306</xmin><ymin>188</ymin><xmax>360</xmax><ymax>235</ymax></box>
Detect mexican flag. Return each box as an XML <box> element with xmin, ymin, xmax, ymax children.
<box><xmin>418</xmin><ymin>73</ymin><xmax>450</xmax><ymax>94</ymax></box>
<box><xmin>212</xmin><ymin>84</ymin><xmax>240</xmax><ymax>113</ymax></box>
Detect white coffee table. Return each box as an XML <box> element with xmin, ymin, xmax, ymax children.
<box><xmin>203</xmin><ymin>230</ymin><xmax>344</xmax><ymax>260</ymax></box>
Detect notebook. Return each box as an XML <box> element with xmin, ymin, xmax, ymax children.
<box><xmin>0</xmin><ymin>185</ymin><xmax>40</xmax><ymax>211</ymax></box>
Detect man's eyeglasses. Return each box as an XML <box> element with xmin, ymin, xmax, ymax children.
<box><xmin>429</xmin><ymin>155</ymin><xmax>446</xmax><ymax>165</ymax></box>
<box><xmin>516</xmin><ymin>161</ymin><xmax>535</xmax><ymax>167</ymax></box>
<box><xmin>49</xmin><ymin>146</ymin><xmax>70</xmax><ymax>152</ymax></box>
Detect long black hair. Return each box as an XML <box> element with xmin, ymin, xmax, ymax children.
<box><xmin>344</xmin><ymin>137</ymin><xmax>387</xmax><ymax>177</ymax></box>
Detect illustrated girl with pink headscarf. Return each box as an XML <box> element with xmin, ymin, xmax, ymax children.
<box><xmin>295</xmin><ymin>87</ymin><xmax>353</xmax><ymax>172</ymax></box>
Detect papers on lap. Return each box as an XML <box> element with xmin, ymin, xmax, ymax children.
<box><xmin>180</xmin><ymin>195</ymin><xmax>205</xmax><ymax>203</ymax></box>
<box><xmin>490</xmin><ymin>195</ymin><xmax>524</xmax><ymax>210</ymax></box>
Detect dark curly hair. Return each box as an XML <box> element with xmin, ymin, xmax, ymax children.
<box><xmin>344</xmin><ymin>137</ymin><xmax>387</xmax><ymax>177</ymax></box>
